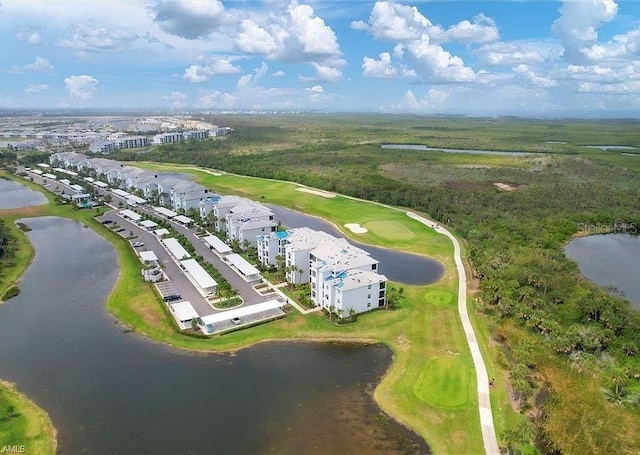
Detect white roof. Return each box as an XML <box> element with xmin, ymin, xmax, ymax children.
<box><xmin>31</xmin><ymin>169</ymin><xmax>43</xmax><ymax>175</ymax></box>
<box><xmin>120</xmin><ymin>209</ymin><xmax>141</xmax><ymax>221</ymax></box>
<box><xmin>60</xmin><ymin>179</ymin><xmax>71</xmax><ymax>185</ymax></box>
<box><xmin>171</xmin><ymin>301</ymin><xmax>199</xmax><ymax>321</ymax></box>
<box><xmin>154</xmin><ymin>228</ymin><xmax>170</xmax><ymax>236</ymax></box>
<box><xmin>226</xmin><ymin>253</ymin><xmax>261</xmax><ymax>277</ymax></box>
<box><xmin>203</xmin><ymin>235</ymin><xmax>232</xmax><ymax>254</ymax></box>
<box><xmin>154</xmin><ymin>206</ymin><xmax>177</xmax><ymax>218</ymax></box>
<box><xmin>43</xmin><ymin>173</ymin><xmax>57</xmax><ymax>179</ymax></box>
<box><xmin>174</xmin><ymin>215</ymin><xmax>193</xmax><ymax>224</ymax></box>
<box><xmin>112</xmin><ymin>189</ymin><xmax>130</xmax><ymax>197</ymax></box>
<box><xmin>140</xmin><ymin>220</ymin><xmax>158</xmax><ymax>228</ymax></box>
<box><xmin>200</xmin><ymin>299</ymin><xmax>283</xmax><ymax>325</ymax></box>
<box><xmin>94</xmin><ymin>181</ymin><xmax>108</xmax><ymax>188</ymax></box>
<box><xmin>84</xmin><ymin>177</ymin><xmax>95</xmax><ymax>182</ymax></box>
<box><xmin>163</xmin><ymin>238</ymin><xmax>191</xmax><ymax>260</ymax></box>
<box><xmin>139</xmin><ymin>251</ymin><xmax>158</xmax><ymax>262</ymax></box>
<box><xmin>180</xmin><ymin>259</ymin><xmax>217</xmax><ymax>290</ymax></box>
<box><xmin>70</xmin><ymin>184</ymin><xmax>84</xmax><ymax>192</ymax></box>
<box><xmin>127</xmin><ymin>195</ymin><xmax>146</xmax><ymax>204</ymax></box>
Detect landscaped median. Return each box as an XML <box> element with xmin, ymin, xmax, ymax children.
<box><xmin>0</xmin><ymin>168</ymin><xmax>518</xmax><ymax>454</ymax></box>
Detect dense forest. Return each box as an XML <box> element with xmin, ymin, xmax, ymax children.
<box><xmin>114</xmin><ymin>115</ymin><xmax>640</xmax><ymax>453</ymax></box>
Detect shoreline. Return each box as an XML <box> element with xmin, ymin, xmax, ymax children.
<box><xmin>1</xmin><ymin>168</ymin><xmax>495</xmax><ymax>453</ymax></box>
<box><xmin>0</xmin><ymin>380</ymin><xmax>57</xmax><ymax>455</ymax></box>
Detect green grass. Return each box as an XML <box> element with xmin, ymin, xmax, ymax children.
<box><xmin>0</xmin><ymin>168</ymin><xmax>513</xmax><ymax>454</ymax></box>
<box><xmin>0</xmin><ymin>381</ymin><xmax>56</xmax><ymax>455</ymax></box>
<box><xmin>414</xmin><ymin>356</ymin><xmax>473</xmax><ymax>409</ymax></box>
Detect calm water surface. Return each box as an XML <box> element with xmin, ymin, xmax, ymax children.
<box><xmin>268</xmin><ymin>205</ymin><xmax>444</xmax><ymax>285</ymax></box>
<box><xmin>565</xmin><ymin>234</ymin><xmax>640</xmax><ymax>310</ymax></box>
<box><xmin>0</xmin><ymin>178</ymin><xmax>47</xmax><ymax>208</ymax></box>
<box><xmin>0</xmin><ymin>216</ymin><xmax>428</xmax><ymax>454</ymax></box>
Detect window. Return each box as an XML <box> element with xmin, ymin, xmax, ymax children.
<box><xmin>379</xmin><ymin>290</ymin><xmax>385</xmax><ymax>298</ymax></box>
<box><xmin>368</xmin><ymin>284</ymin><xmax>371</xmax><ymax>290</ymax></box>
<box><xmin>372</xmin><ymin>264</ymin><xmax>377</xmax><ymax>270</ymax></box>
<box><xmin>367</xmin><ymin>302</ymin><xmax>371</xmax><ymax>308</ymax></box>
<box><xmin>367</xmin><ymin>294</ymin><xmax>371</xmax><ymax>299</ymax></box>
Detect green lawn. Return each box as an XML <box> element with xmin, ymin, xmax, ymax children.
<box><xmin>0</xmin><ymin>381</ymin><xmax>56</xmax><ymax>455</ymax></box>
<box><xmin>0</xmin><ymin>168</ymin><xmax>516</xmax><ymax>454</ymax></box>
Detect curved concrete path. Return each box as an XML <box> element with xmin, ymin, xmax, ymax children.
<box><xmin>407</xmin><ymin>211</ymin><xmax>500</xmax><ymax>455</ymax></box>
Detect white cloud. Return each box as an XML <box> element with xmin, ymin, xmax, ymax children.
<box><xmin>16</xmin><ymin>28</ymin><xmax>42</xmax><ymax>45</ymax></box>
<box><xmin>197</xmin><ymin>89</ymin><xmax>235</xmax><ymax>108</ymax></box>
<box><xmin>12</xmin><ymin>56</ymin><xmax>54</xmax><ymax>73</ymax></box>
<box><xmin>351</xmin><ymin>1</ymin><xmax>432</xmax><ymax>41</ymax></box>
<box><xmin>514</xmin><ymin>64</ymin><xmax>558</xmax><ymax>88</ymax></box>
<box><xmin>431</xmin><ymin>13</ymin><xmax>499</xmax><ymax>44</ymax></box>
<box><xmin>271</xmin><ymin>70</ymin><xmax>285</xmax><ymax>77</ymax></box>
<box><xmin>57</xmin><ymin>21</ymin><xmax>138</xmax><ymax>53</ymax></box>
<box><xmin>578</xmin><ymin>80</ymin><xmax>640</xmax><ymax>94</ymax></box>
<box><xmin>406</xmin><ymin>36</ymin><xmax>476</xmax><ymax>83</ymax></box>
<box><xmin>237</xmin><ymin>62</ymin><xmax>269</xmax><ymax>89</ymax></box>
<box><xmin>64</xmin><ymin>75</ymin><xmax>99</xmax><ymax>99</ymax></box>
<box><xmin>393</xmin><ymin>88</ymin><xmax>450</xmax><ymax>112</ymax></box>
<box><xmin>581</xmin><ymin>27</ymin><xmax>640</xmax><ymax>62</ymax></box>
<box><xmin>362</xmin><ymin>52</ymin><xmax>397</xmax><ymax>79</ymax></box>
<box><xmin>479</xmin><ymin>42</ymin><xmax>546</xmax><ymax>66</ymax></box>
<box><xmin>183</xmin><ymin>57</ymin><xmax>241</xmax><ymax>83</ymax></box>
<box><xmin>152</xmin><ymin>0</ymin><xmax>231</xmax><ymax>40</ymax></box>
<box><xmin>24</xmin><ymin>84</ymin><xmax>49</xmax><ymax>93</ymax></box>
<box><xmin>305</xmin><ymin>85</ymin><xmax>324</xmax><ymax>93</ymax></box>
<box><xmin>308</xmin><ymin>62</ymin><xmax>342</xmax><ymax>82</ymax></box>
<box><xmin>552</xmin><ymin>0</ymin><xmax>618</xmax><ymax>63</ymax></box>
<box><xmin>162</xmin><ymin>90</ymin><xmax>188</xmax><ymax>108</ymax></box>
<box><xmin>236</xmin><ymin>19</ymin><xmax>277</xmax><ymax>55</ymax></box>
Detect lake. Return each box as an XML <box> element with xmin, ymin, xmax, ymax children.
<box><xmin>565</xmin><ymin>233</ymin><xmax>640</xmax><ymax>310</ymax></box>
<box><xmin>0</xmin><ymin>215</ymin><xmax>428</xmax><ymax>454</ymax></box>
<box><xmin>381</xmin><ymin>144</ymin><xmax>536</xmax><ymax>156</ymax></box>
<box><xmin>0</xmin><ymin>177</ymin><xmax>47</xmax><ymax>209</ymax></box>
<box><xmin>268</xmin><ymin>205</ymin><xmax>444</xmax><ymax>285</ymax></box>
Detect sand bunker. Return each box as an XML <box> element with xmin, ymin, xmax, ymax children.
<box><xmin>344</xmin><ymin>223</ymin><xmax>368</xmax><ymax>234</ymax></box>
<box><xmin>494</xmin><ymin>182</ymin><xmax>517</xmax><ymax>191</ymax></box>
<box><xmin>296</xmin><ymin>187</ymin><xmax>336</xmax><ymax>198</ymax></box>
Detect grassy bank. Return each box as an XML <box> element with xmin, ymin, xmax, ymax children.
<box><xmin>0</xmin><ymin>169</ymin><xmax>516</xmax><ymax>453</ymax></box>
<box><xmin>0</xmin><ymin>381</ymin><xmax>56</xmax><ymax>455</ymax></box>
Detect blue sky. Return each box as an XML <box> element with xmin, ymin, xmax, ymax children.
<box><xmin>1</xmin><ymin>0</ymin><xmax>639</xmax><ymax>116</ymax></box>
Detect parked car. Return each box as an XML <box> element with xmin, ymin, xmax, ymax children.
<box><xmin>115</xmin><ymin>228</ymin><xmax>125</xmax><ymax>233</ymax></box>
<box><xmin>163</xmin><ymin>294</ymin><xmax>182</xmax><ymax>302</ymax></box>
<box><xmin>231</xmin><ymin>317</ymin><xmax>242</xmax><ymax>325</ymax></box>
<box><xmin>132</xmin><ymin>242</ymin><xmax>144</xmax><ymax>247</ymax></box>
<box><xmin>101</xmin><ymin>219</ymin><xmax>113</xmax><ymax>224</ymax></box>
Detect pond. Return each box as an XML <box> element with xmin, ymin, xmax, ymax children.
<box><xmin>0</xmin><ymin>215</ymin><xmax>429</xmax><ymax>454</ymax></box>
<box><xmin>565</xmin><ymin>233</ymin><xmax>640</xmax><ymax>310</ymax></box>
<box><xmin>268</xmin><ymin>205</ymin><xmax>444</xmax><ymax>285</ymax></box>
<box><xmin>0</xmin><ymin>177</ymin><xmax>47</xmax><ymax>209</ymax></box>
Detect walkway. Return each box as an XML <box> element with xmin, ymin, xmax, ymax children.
<box><xmin>407</xmin><ymin>211</ymin><xmax>499</xmax><ymax>455</ymax></box>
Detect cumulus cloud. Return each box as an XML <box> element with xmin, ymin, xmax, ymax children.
<box><xmin>24</xmin><ymin>84</ymin><xmax>49</xmax><ymax>93</ymax></box>
<box><xmin>152</xmin><ymin>0</ymin><xmax>231</xmax><ymax>40</ymax></box>
<box><xmin>236</xmin><ymin>19</ymin><xmax>277</xmax><ymax>55</ymax></box>
<box><xmin>406</xmin><ymin>36</ymin><xmax>476</xmax><ymax>83</ymax></box>
<box><xmin>183</xmin><ymin>56</ymin><xmax>241</xmax><ymax>83</ymax></box>
<box><xmin>57</xmin><ymin>21</ymin><xmax>138</xmax><ymax>53</ymax></box>
<box><xmin>479</xmin><ymin>42</ymin><xmax>546</xmax><ymax>66</ymax></box>
<box><xmin>16</xmin><ymin>28</ymin><xmax>42</xmax><ymax>45</ymax></box>
<box><xmin>431</xmin><ymin>13</ymin><xmax>499</xmax><ymax>44</ymax></box>
<box><xmin>65</xmin><ymin>75</ymin><xmax>99</xmax><ymax>99</ymax></box>
<box><xmin>162</xmin><ymin>90</ymin><xmax>188</xmax><ymax>108</ymax></box>
<box><xmin>237</xmin><ymin>62</ymin><xmax>269</xmax><ymax>89</ymax></box>
<box><xmin>198</xmin><ymin>89</ymin><xmax>235</xmax><ymax>108</ymax></box>
<box><xmin>581</xmin><ymin>27</ymin><xmax>640</xmax><ymax>62</ymax></box>
<box><xmin>514</xmin><ymin>64</ymin><xmax>558</xmax><ymax>88</ymax></box>
<box><xmin>305</xmin><ymin>85</ymin><xmax>324</xmax><ymax>93</ymax></box>
<box><xmin>362</xmin><ymin>52</ymin><xmax>397</xmax><ymax>79</ymax></box>
<box><xmin>552</xmin><ymin>0</ymin><xmax>618</xmax><ymax>63</ymax></box>
<box><xmin>393</xmin><ymin>88</ymin><xmax>450</xmax><ymax>112</ymax></box>
<box><xmin>351</xmin><ymin>1</ymin><xmax>432</xmax><ymax>41</ymax></box>
<box><xmin>12</xmin><ymin>56</ymin><xmax>54</xmax><ymax>73</ymax></box>
<box><xmin>271</xmin><ymin>70</ymin><xmax>285</xmax><ymax>77</ymax></box>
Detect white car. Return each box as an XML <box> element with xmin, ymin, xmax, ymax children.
<box><xmin>132</xmin><ymin>241</ymin><xmax>144</xmax><ymax>247</ymax></box>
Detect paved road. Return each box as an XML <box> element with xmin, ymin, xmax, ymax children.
<box><xmin>407</xmin><ymin>211</ymin><xmax>499</xmax><ymax>455</ymax></box>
